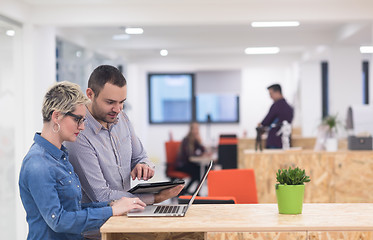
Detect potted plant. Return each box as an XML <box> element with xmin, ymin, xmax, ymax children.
<box><xmin>322</xmin><ymin>114</ymin><xmax>340</xmax><ymax>151</ymax></box>
<box><xmin>275</xmin><ymin>166</ymin><xmax>310</xmax><ymax>214</ymax></box>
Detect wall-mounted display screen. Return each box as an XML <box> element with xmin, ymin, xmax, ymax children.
<box><xmin>196</xmin><ymin>94</ymin><xmax>239</xmax><ymax>123</ymax></box>
<box><xmin>148</xmin><ymin>73</ymin><xmax>194</xmax><ymax>123</ymax></box>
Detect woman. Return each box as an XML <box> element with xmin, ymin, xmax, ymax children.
<box><xmin>19</xmin><ymin>81</ymin><xmax>146</xmax><ymax>240</ymax></box>
<box><xmin>176</xmin><ymin>122</ymin><xmax>206</xmax><ymax>195</ymax></box>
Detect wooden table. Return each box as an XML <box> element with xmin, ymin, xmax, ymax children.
<box><xmin>190</xmin><ymin>153</ymin><xmax>217</xmax><ymax>178</ymax></box>
<box><xmin>101</xmin><ymin>203</ymin><xmax>373</xmax><ymax>240</ymax></box>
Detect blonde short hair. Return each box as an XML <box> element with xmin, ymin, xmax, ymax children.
<box><xmin>42</xmin><ymin>81</ymin><xmax>90</xmax><ymax>122</ymax></box>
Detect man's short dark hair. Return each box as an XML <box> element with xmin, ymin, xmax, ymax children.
<box><xmin>88</xmin><ymin>65</ymin><xmax>127</xmax><ymax>96</ymax></box>
<box><xmin>267</xmin><ymin>84</ymin><xmax>282</xmax><ymax>94</ymax></box>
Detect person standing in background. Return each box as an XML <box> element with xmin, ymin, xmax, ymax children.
<box><xmin>258</xmin><ymin>84</ymin><xmax>294</xmax><ymax>149</ymax></box>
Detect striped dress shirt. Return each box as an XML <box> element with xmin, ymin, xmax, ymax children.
<box><xmin>65</xmin><ymin>108</ymin><xmax>155</xmax><ymax>205</ymax></box>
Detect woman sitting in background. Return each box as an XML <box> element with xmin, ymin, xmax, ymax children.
<box><xmin>19</xmin><ymin>81</ymin><xmax>145</xmax><ymax>240</ymax></box>
<box><xmin>176</xmin><ymin>122</ymin><xmax>205</xmax><ymax>195</ymax></box>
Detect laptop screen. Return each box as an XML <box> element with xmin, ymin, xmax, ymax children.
<box><xmin>186</xmin><ymin>160</ymin><xmax>213</xmax><ymax>209</ymax></box>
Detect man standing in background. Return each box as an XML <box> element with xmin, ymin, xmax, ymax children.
<box><xmin>259</xmin><ymin>84</ymin><xmax>294</xmax><ymax>149</ymax></box>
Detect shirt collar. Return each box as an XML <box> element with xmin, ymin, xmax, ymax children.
<box><xmin>34</xmin><ymin>133</ymin><xmax>67</xmax><ymax>161</ymax></box>
<box><xmin>85</xmin><ymin>106</ymin><xmax>120</xmax><ymax>134</ymax></box>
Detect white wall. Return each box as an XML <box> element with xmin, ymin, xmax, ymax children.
<box><xmin>15</xmin><ymin>24</ymin><xmax>57</xmax><ymax>240</ymax></box>
<box><xmin>299</xmin><ymin>62</ymin><xmax>322</xmax><ymax>136</ymax></box>
<box><xmin>329</xmin><ymin>46</ymin><xmax>362</xmax><ymax>134</ymax></box>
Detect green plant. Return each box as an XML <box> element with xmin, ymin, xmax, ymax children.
<box><xmin>276</xmin><ymin>166</ymin><xmax>310</xmax><ymax>188</ymax></box>
<box><xmin>322</xmin><ymin>114</ymin><xmax>340</xmax><ymax>132</ymax></box>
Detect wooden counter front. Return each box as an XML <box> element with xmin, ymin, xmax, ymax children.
<box><xmin>101</xmin><ymin>204</ymin><xmax>373</xmax><ymax>240</ymax></box>
<box><xmin>239</xmin><ymin>150</ymin><xmax>373</xmax><ymax>203</ymax></box>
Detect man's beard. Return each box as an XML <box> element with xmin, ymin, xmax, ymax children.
<box><xmin>91</xmin><ymin>101</ymin><xmax>117</xmax><ymax>123</ymax></box>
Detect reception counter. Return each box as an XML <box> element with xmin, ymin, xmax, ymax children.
<box><xmin>101</xmin><ymin>203</ymin><xmax>373</xmax><ymax>240</ymax></box>
<box><xmin>239</xmin><ymin>149</ymin><xmax>373</xmax><ymax>203</ymax></box>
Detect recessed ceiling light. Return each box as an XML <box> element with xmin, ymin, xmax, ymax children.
<box><xmin>6</xmin><ymin>29</ymin><xmax>15</xmax><ymax>36</ymax></box>
<box><xmin>125</xmin><ymin>27</ymin><xmax>144</xmax><ymax>35</ymax></box>
<box><xmin>360</xmin><ymin>46</ymin><xmax>373</xmax><ymax>53</ymax></box>
<box><xmin>160</xmin><ymin>49</ymin><xmax>168</xmax><ymax>56</ymax></box>
<box><xmin>251</xmin><ymin>21</ymin><xmax>300</xmax><ymax>28</ymax></box>
<box><xmin>245</xmin><ymin>47</ymin><xmax>280</xmax><ymax>54</ymax></box>
<box><xmin>76</xmin><ymin>51</ymin><xmax>82</xmax><ymax>58</ymax></box>
<box><xmin>112</xmin><ymin>34</ymin><xmax>130</xmax><ymax>40</ymax></box>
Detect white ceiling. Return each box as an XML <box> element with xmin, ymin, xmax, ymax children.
<box><xmin>56</xmin><ymin>21</ymin><xmax>372</xmax><ymax>63</ymax></box>
<box><xmin>5</xmin><ymin>0</ymin><xmax>373</xmax><ymax>63</ymax></box>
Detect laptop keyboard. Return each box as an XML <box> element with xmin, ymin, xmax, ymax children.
<box><xmin>154</xmin><ymin>205</ymin><xmax>180</xmax><ymax>214</ymax></box>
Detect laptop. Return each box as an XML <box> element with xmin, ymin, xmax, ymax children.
<box><xmin>127</xmin><ymin>160</ymin><xmax>213</xmax><ymax>217</ymax></box>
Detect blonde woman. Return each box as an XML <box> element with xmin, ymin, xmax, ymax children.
<box><xmin>19</xmin><ymin>81</ymin><xmax>145</xmax><ymax>240</ymax></box>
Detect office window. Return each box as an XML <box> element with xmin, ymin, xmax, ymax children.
<box><xmin>148</xmin><ymin>73</ymin><xmax>194</xmax><ymax>123</ymax></box>
<box><xmin>363</xmin><ymin>61</ymin><xmax>369</xmax><ymax>104</ymax></box>
<box><xmin>196</xmin><ymin>94</ymin><xmax>239</xmax><ymax>123</ymax></box>
<box><xmin>321</xmin><ymin>61</ymin><xmax>329</xmax><ymax>118</ymax></box>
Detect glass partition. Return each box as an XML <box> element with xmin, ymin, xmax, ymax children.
<box><xmin>0</xmin><ymin>15</ymin><xmax>22</xmax><ymax>239</ymax></box>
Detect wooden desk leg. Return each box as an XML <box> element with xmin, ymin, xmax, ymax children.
<box><xmin>102</xmin><ymin>232</ymin><xmax>205</xmax><ymax>240</ymax></box>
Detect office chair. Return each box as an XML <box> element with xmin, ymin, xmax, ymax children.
<box><xmin>165</xmin><ymin>141</ymin><xmax>189</xmax><ymax>180</ymax></box>
<box><xmin>218</xmin><ymin>136</ymin><xmax>238</xmax><ymax>169</ymax></box>
<box><xmin>178</xmin><ymin>195</ymin><xmax>237</xmax><ymax>204</ymax></box>
<box><xmin>208</xmin><ymin>169</ymin><xmax>258</xmax><ymax>204</ymax></box>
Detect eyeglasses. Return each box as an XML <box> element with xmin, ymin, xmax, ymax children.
<box><xmin>65</xmin><ymin>112</ymin><xmax>86</xmax><ymax>126</ymax></box>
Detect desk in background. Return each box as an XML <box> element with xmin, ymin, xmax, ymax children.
<box><xmin>190</xmin><ymin>153</ymin><xmax>217</xmax><ymax>178</ymax></box>
<box><xmin>101</xmin><ymin>203</ymin><xmax>373</xmax><ymax>240</ymax></box>
<box><xmin>239</xmin><ymin>149</ymin><xmax>373</xmax><ymax>203</ymax></box>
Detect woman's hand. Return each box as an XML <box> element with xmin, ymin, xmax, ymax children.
<box><xmin>111</xmin><ymin>197</ymin><xmax>146</xmax><ymax>216</ymax></box>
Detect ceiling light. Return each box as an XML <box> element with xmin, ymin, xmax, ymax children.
<box><xmin>251</xmin><ymin>21</ymin><xmax>300</xmax><ymax>28</ymax></box>
<box><xmin>6</xmin><ymin>29</ymin><xmax>15</xmax><ymax>36</ymax></box>
<box><xmin>112</xmin><ymin>34</ymin><xmax>130</xmax><ymax>40</ymax></box>
<box><xmin>76</xmin><ymin>51</ymin><xmax>82</xmax><ymax>58</ymax></box>
<box><xmin>360</xmin><ymin>46</ymin><xmax>373</xmax><ymax>53</ymax></box>
<box><xmin>125</xmin><ymin>27</ymin><xmax>144</xmax><ymax>35</ymax></box>
<box><xmin>160</xmin><ymin>49</ymin><xmax>168</xmax><ymax>56</ymax></box>
<box><xmin>245</xmin><ymin>47</ymin><xmax>280</xmax><ymax>55</ymax></box>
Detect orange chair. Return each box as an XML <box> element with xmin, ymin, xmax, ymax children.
<box><xmin>218</xmin><ymin>135</ymin><xmax>238</xmax><ymax>169</ymax></box>
<box><xmin>165</xmin><ymin>141</ymin><xmax>189</xmax><ymax>180</ymax></box>
<box><xmin>178</xmin><ymin>195</ymin><xmax>237</xmax><ymax>204</ymax></box>
<box><xmin>207</xmin><ymin>169</ymin><xmax>258</xmax><ymax>204</ymax></box>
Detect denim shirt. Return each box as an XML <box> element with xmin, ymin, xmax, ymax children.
<box><xmin>19</xmin><ymin>133</ymin><xmax>112</xmax><ymax>240</ymax></box>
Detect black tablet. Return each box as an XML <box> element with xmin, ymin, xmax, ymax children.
<box><xmin>127</xmin><ymin>179</ymin><xmax>185</xmax><ymax>194</ymax></box>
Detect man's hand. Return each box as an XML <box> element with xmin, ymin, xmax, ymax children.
<box><xmin>131</xmin><ymin>163</ymin><xmax>155</xmax><ymax>180</ymax></box>
<box><xmin>154</xmin><ymin>185</ymin><xmax>184</xmax><ymax>203</ymax></box>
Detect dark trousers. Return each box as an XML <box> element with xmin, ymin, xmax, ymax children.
<box><xmin>177</xmin><ymin>162</ymin><xmax>200</xmax><ymax>194</ymax></box>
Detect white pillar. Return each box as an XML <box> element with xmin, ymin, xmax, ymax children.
<box><xmin>15</xmin><ymin>23</ymin><xmax>56</xmax><ymax>240</ymax></box>
<box><xmin>299</xmin><ymin>62</ymin><xmax>322</xmax><ymax>137</ymax></box>
<box><xmin>329</xmin><ymin>46</ymin><xmax>362</xmax><ymax>124</ymax></box>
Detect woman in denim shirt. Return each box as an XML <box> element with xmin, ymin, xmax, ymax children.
<box><xmin>19</xmin><ymin>81</ymin><xmax>146</xmax><ymax>240</ymax></box>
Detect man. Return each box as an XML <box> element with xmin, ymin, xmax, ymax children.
<box><xmin>66</xmin><ymin>65</ymin><xmax>182</xmax><ymax>208</ymax></box>
<box><xmin>259</xmin><ymin>84</ymin><xmax>294</xmax><ymax>149</ymax></box>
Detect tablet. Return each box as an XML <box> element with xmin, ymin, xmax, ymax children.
<box><xmin>128</xmin><ymin>179</ymin><xmax>185</xmax><ymax>194</ymax></box>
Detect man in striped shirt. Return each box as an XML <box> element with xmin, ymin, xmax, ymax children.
<box><xmin>66</xmin><ymin>65</ymin><xmax>182</xmax><ymax>209</ymax></box>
